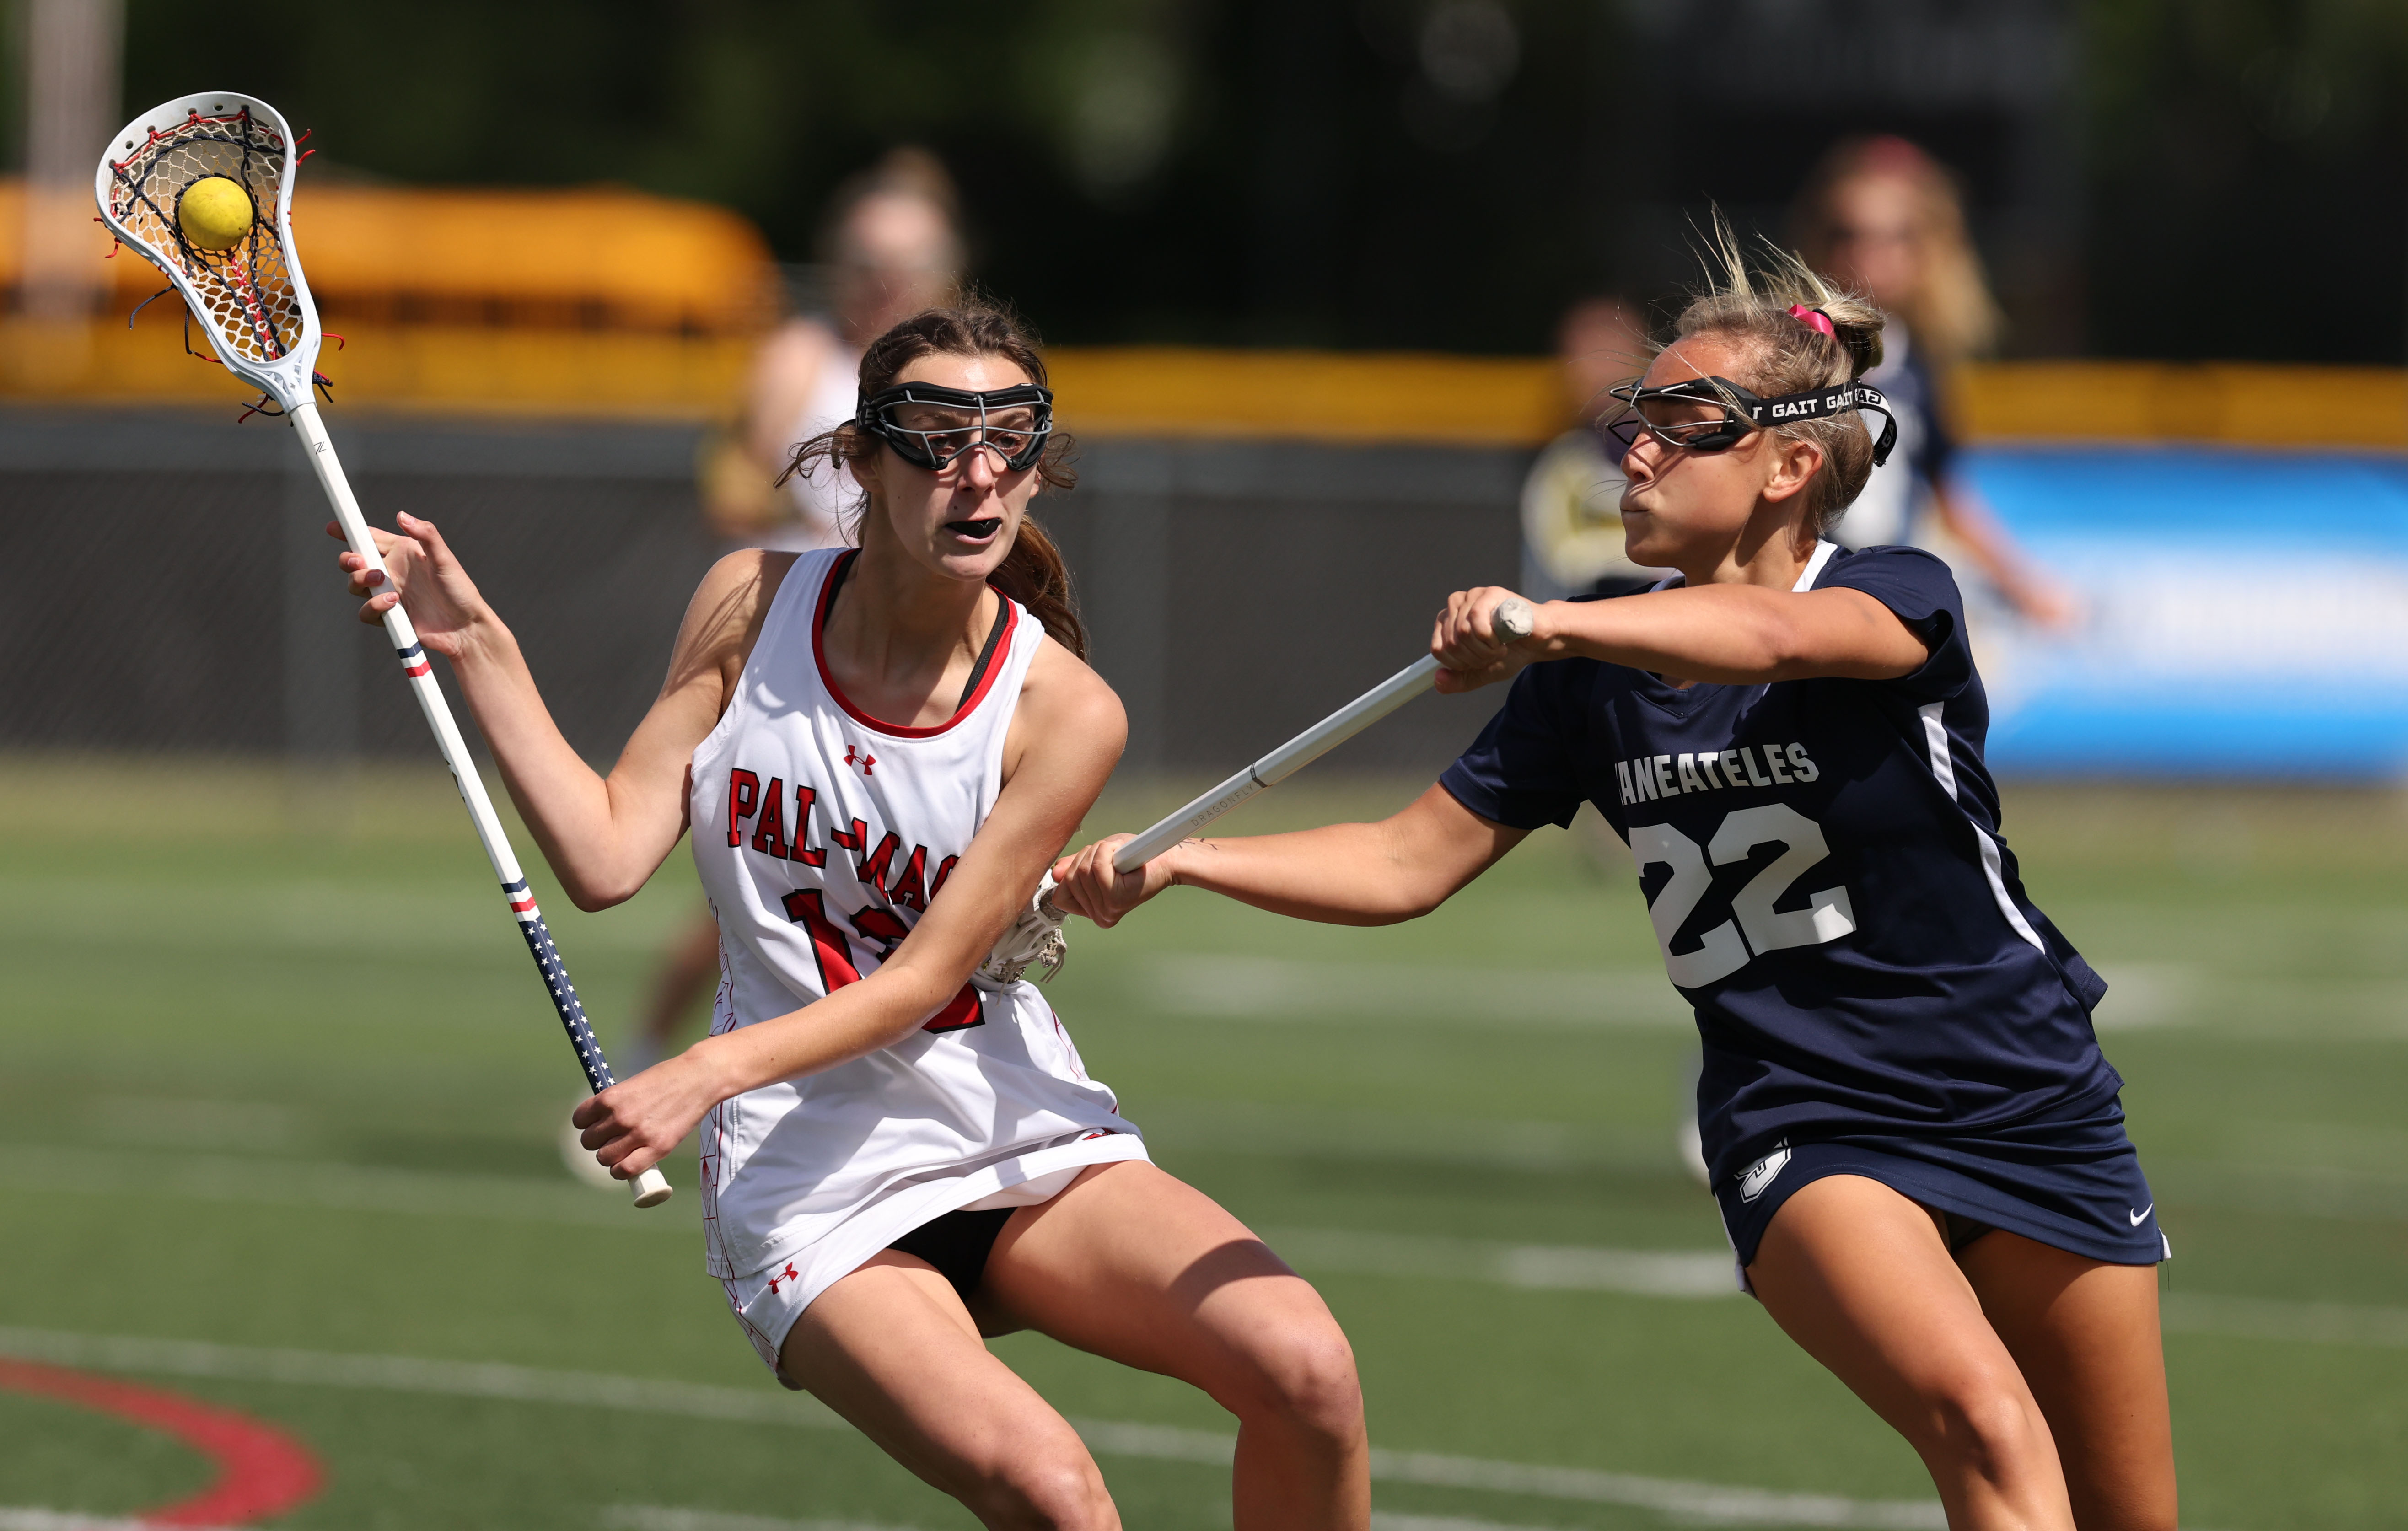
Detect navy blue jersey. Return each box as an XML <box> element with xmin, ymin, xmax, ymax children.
<box><xmin>1440</xmin><ymin>543</ymin><xmax>2115</xmax><ymax>1186</ymax></box>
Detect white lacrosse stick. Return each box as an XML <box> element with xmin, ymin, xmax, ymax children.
<box><xmin>95</xmin><ymin>93</ymin><xmax>672</xmax><ymax>1209</ymax></box>
<box><xmin>977</xmin><ymin>599</ymin><xmax>1534</xmax><ymax>984</ymax></box>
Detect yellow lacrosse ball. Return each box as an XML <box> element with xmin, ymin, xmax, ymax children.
<box><xmin>177</xmin><ymin>176</ymin><xmax>255</xmax><ymax>251</ymax></box>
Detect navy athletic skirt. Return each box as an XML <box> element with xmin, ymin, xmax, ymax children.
<box><xmin>1712</xmin><ymin>1092</ymin><xmax>2168</xmax><ymax>1273</ymax></box>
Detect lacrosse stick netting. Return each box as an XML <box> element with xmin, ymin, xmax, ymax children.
<box><xmin>94</xmin><ymin>93</ymin><xmax>672</xmax><ymax>1209</ymax></box>
<box><xmin>95</xmin><ymin>94</ymin><xmax>323</xmax><ymax>411</ymax></box>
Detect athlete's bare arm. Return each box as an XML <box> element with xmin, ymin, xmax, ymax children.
<box><xmin>1052</xmin><ymin>781</ymin><xmax>1524</xmax><ymax>931</ymax></box>
<box><xmin>1430</xmin><ymin>582</ymin><xmax>1931</xmax><ymax>694</ymax></box>
<box><xmin>1053</xmin><ymin>573</ymin><xmax>1925</xmax><ymax>931</ymax></box>
<box><xmin>338</xmin><ymin>519</ymin><xmax>790</xmax><ymax>909</ymax></box>
<box><xmin>579</xmin><ymin>640</ymin><xmax>1128</xmax><ymax>1180</ymax></box>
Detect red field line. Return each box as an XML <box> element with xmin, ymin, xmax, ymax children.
<box><xmin>0</xmin><ymin>1359</ymin><xmax>322</xmax><ymax>1526</ymax></box>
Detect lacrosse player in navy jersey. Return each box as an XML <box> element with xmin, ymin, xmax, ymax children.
<box><xmin>1056</xmin><ymin>236</ymin><xmax>2176</xmax><ymax>1531</ymax></box>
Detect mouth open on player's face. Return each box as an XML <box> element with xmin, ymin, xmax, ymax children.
<box><xmin>943</xmin><ymin>516</ymin><xmax>1004</xmax><ymax>542</ymax></box>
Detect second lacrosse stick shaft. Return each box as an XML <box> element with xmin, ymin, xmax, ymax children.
<box><xmin>1111</xmin><ymin>601</ymin><xmax>1533</xmax><ymax>873</ymax></box>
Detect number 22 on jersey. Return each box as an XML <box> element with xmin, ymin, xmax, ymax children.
<box><xmin>1634</xmin><ymin>803</ymin><xmax>1855</xmax><ymax>988</ymax></box>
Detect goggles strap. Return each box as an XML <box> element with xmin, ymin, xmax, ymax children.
<box><xmin>1739</xmin><ymin>381</ymin><xmax>1898</xmax><ymax>468</ymax></box>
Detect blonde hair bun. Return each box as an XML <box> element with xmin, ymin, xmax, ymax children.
<box><xmin>1656</xmin><ymin>215</ymin><xmax>1887</xmax><ymax>535</ymax></box>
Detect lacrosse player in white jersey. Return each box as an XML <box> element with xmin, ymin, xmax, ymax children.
<box><xmin>336</xmin><ymin>305</ymin><xmax>1369</xmax><ymax>1529</ymax></box>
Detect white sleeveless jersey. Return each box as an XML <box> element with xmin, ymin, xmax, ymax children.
<box><xmin>690</xmin><ymin>548</ymin><xmax>1147</xmax><ymax>1287</ymax></box>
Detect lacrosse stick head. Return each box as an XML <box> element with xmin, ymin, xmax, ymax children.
<box><xmin>93</xmin><ymin>93</ymin><xmax>322</xmax><ymax>413</ymax></box>
<box><xmin>976</xmin><ymin>873</ymin><xmax>1068</xmax><ymax>988</ymax></box>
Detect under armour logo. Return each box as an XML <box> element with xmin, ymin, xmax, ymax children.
<box><xmin>844</xmin><ymin>745</ymin><xmax>876</xmax><ymax>777</ymax></box>
<box><xmin>766</xmin><ymin>1260</ymin><xmax>800</xmax><ymax>1295</ymax></box>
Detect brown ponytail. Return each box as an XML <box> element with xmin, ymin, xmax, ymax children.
<box><xmin>986</xmin><ymin>513</ymin><xmax>1082</xmax><ymax>659</ymax></box>
<box><xmin>779</xmin><ymin>303</ymin><xmax>1088</xmax><ymax>658</ymax></box>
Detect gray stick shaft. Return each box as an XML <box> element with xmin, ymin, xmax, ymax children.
<box><xmin>1109</xmin><ymin>600</ymin><xmax>1532</xmax><ymax>874</ymax></box>
<box><xmin>1110</xmin><ymin>656</ymin><xmax>1441</xmax><ymax>873</ymax></box>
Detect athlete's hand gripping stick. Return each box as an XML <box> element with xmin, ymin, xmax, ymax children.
<box><xmin>95</xmin><ymin>93</ymin><xmax>669</xmax><ymax>1209</ymax></box>
<box><xmin>977</xmin><ymin>599</ymin><xmax>1532</xmax><ymax>984</ymax></box>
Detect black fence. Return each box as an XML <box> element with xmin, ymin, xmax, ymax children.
<box><xmin>1</xmin><ymin>406</ymin><xmax>1529</xmax><ymax>781</ymax></box>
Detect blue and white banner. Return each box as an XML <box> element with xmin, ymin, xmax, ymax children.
<box><xmin>1962</xmin><ymin>447</ymin><xmax>2408</xmax><ymax>778</ymax></box>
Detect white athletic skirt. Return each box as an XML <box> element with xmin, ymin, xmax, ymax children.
<box><xmin>718</xmin><ymin>1127</ymin><xmax>1151</xmax><ymax>1381</ymax></box>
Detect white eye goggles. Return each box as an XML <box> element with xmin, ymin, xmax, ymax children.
<box><xmin>1600</xmin><ymin>376</ymin><xmax>1897</xmax><ymax>467</ymax></box>
<box><xmin>858</xmin><ymin>382</ymin><xmax>1054</xmax><ymax>472</ymax></box>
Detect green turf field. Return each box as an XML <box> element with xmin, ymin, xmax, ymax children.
<box><xmin>3</xmin><ymin>757</ymin><xmax>2405</xmax><ymax>1530</ymax></box>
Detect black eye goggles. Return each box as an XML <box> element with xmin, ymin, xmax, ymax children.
<box><xmin>857</xmin><ymin>382</ymin><xmax>1055</xmax><ymax>473</ymax></box>
<box><xmin>1600</xmin><ymin>376</ymin><xmax>1897</xmax><ymax>468</ymax></box>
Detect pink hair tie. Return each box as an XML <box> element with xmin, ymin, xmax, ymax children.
<box><xmin>1788</xmin><ymin>304</ymin><xmax>1836</xmax><ymax>338</ymax></box>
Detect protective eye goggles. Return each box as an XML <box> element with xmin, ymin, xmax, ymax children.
<box><xmin>858</xmin><ymin>382</ymin><xmax>1055</xmax><ymax>473</ymax></box>
<box><xmin>1599</xmin><ymin>376</ymin><xmax>1897</xmax><ymax>468</ymax></box>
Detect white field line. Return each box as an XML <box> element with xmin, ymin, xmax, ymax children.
<box><xmin>604</xmin><ymin>1508</ymin><xmax>915</xmax><ymax>1531</ymax></box>
<box><xmin>54</xmin><ymin>1125</ymin><xmax>2408</xmax><ymax>1225</ymax></box>
<box><xmin>607</xmin><ymin>1511</ymin><xmax>1658</xmax><ymax>1531</ymax></box>
<box><xmin>2146</xmin><ymin>1158</ymin><xmax>2408</xmax><ymax>1223</ymax></box>
<box><xmin>0</xmin><ymin>1326</ymin><xmax>845</xmax><ymax>1428</ymax></box>
<box><xmin>1129</xmin><ymin>1096</ymin><xmax>1677</xmax><ymax>1175</ymax></box>
<box><xmin>1137</xmin><ymin>951</ymin><xmax>2408</xmax><ymax>1042</ymax></box>
<box><xmin>1135</xmin><ymin>955</ymin><xmax>2251</xmax><ymax>1037</ymax></box>
<box><xmin>1140</xmin><ymin>955</ymin><xmax>1691</xmax><ymax>1030</ymax></box>
<box><xmin>1259</xmin><ymin>1226</ymin><xmax>1737</xmax><ymax>1299</ymax></box>
<box><xmin>2160</xmin><ymin>1292</ymin><xmax>2408</xmax><ymax>1347</ymax></box>
<box><xmin>0</xmin><ymin>1327</ymin><xmax>1943</xmax><ymax>1529</ymax></box>
<box><xmin>0</xmin><ymin>1512</ymin><xmax>239</xmax><ymax>1531</ymax></box>
<box><xmin>8</xmin><ymin>1141</ymin><xmax>1726</xmax><ymax>1299</ymax></box>
<box><xmin>5</xmin><ymin>1144</ymin><xmax>677</xmax><ymax>1230</ymax></box>
<box><xmin>1359</xmin><ymin>1450</ymin><xmax>1943</xmax><ymax>1528</ymax></box>
<box><xmin>1</xmin><ymin>1144</ymin><xmax>1727</xmax><ymax>1297</ymax></box>
<box><xmin>1371</xmin><ymin>1518</ymin><xmax>1583</xmax><ymax>1531</ymax></box>
<box><xmin>0</xmin><ymin>873</ymin><xmax>677</xmax><ymax>957</ymax></box>
<box><xmin>604</xmin><ymin>1510</ymin><xmax>1604</xmax><ymax>1531</ymax></box>
<box><xmin>21</xmin><ymin>1145</ymin><xmax>2408</xmax><ymax>1335</ymax></box>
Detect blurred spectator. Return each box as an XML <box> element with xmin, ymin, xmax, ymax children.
<box><xmin>1518</xmin><ymin>296</ymin><xmax>1669</xmax><ymax>601</ymax></box>
<box><xmin>699</xmin><ymin>148</ymin><xmax>967</xmax><ymax>548</ymax></box>
<box><xmin>569</xmin><ymin>150</ymin><xmax>966</xmax><ymax>1187</ymax></box>
<box><xmin>1790</xmin><ymin>136</ymin><xmax>2074</xmax><ymax>626</ymax></box>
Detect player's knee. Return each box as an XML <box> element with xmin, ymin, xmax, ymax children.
<box><xmin>1916</xmin><ymin>1369</ymin><xmax>2049</xmax><ymax>1480</ymax></box>
<box><xmin>964</xmin><ymin>1445</ymin><xmax>1115</xmax><ymax>1531</ymax></box>
<box><xmin>1241</xmin><ymin>1325</ymin><xmax>1365</xmax><ymax>1450</ymax></box>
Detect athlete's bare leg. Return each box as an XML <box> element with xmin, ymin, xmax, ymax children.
<box><xmin>1957</xmin><ymin>1233</ymin><xmax>2177</xmax><ymax>1531</ymax></box>
<box><xmin>982</xmin><ymin>1161</ymin><xmax>1371</xmax><ymax>1531</ymax></box>
<box><xmin>638</xmin><ymin>913</ymin><xmax>724</xmax><ymax>1059</ymax></box>
<box><xmin>1746</xmin><ymin>1175</ymin><xmax>2075</xmax><ymax>1531</ymax></box>
<box><xmin>782</xmin><ymin>1254</ymin><xmax>1119</xmax><ymax>1530</ymax></box>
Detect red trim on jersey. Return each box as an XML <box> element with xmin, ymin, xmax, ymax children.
<box><xmin>810</xmin><ymin>549</ymin><xmax>1021</xmax><ymax>739</ymax></box>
